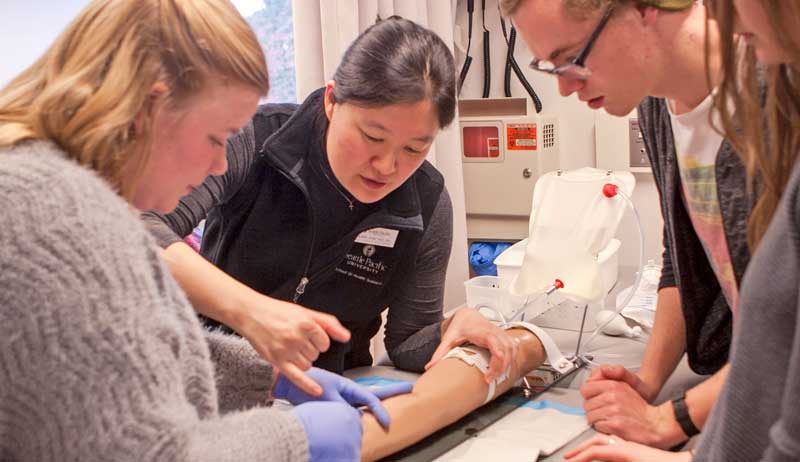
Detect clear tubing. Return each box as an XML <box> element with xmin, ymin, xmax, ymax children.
<box><xmin>506</xmin><ymin>290</ymin><xmax>549</xmax><ymax>324</ymax></box>
<box><xmin>475</xmin><ymin>303</ymin><xmax>508</xmax><ymax>325</ymax></box>
<box><xmin>580</xmin><ymin>186</ymin><xmax>646</xmax><ymax>368</ymax></box>
<box><xmin>473</xmin><ymin>285</ymin><xmax>554</xmax><ymax>327</ymax></box>
<box><xmin>475</xmin><ymin>291</ymin><xmax>551</xmax><ymax>327</ymax></box>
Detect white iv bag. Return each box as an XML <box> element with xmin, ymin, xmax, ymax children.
<box><xmin>509</xmin><ymin>168</ymin><xmax>635</xmax><ymax>303</ymax></box>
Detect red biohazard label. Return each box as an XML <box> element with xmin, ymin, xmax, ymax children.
<box><xmin>507</xmin><ymin>123</ymin><xmax>537</xmax><ymax>151</ymax></box>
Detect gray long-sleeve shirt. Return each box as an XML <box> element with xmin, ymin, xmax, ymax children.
<box><xmin>142</xmin><ymin>116</ymin><xmax>453</xmax><ymax>371</ymax></box>
<box><xmin>693</xmin><ymin>160</ymin><xmax>800</xmax><ymax>462</ymax></box>
<box><xmin>0</xmin><ymin>141</ymin><xmax>308</xmax><ymax>461</ymax></box>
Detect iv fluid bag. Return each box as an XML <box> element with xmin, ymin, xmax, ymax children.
<box><xmin>509</xmin><ymin>168</ymin><xmax>635</xmax><ymax>303</ymax></box>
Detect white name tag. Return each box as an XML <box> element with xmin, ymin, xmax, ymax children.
<box><xmin>355</xmin><ymin>227</ymin><xmax>399</xmax><ymax>248</ymax></box>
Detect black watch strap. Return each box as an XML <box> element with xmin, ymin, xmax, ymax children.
<box><xmin>672</xmin><ymin>394</ymin><xmax>701</xmax><ymax>438</ymax></box>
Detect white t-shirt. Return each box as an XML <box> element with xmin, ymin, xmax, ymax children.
<box><xmin>668</xmin><ymin>92</ymin><xmax>740</xmax><ymax>315</ymax></box>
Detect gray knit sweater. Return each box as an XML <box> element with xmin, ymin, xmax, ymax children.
<box><xmin>693</xmin><ymin>159</ymin><xmax>800</xmax><ymax>461</ymax></box>
<box><xmin>0</xmin><ymin>141</ymin><xmax>309</xmax><ymax>461</ymax></box>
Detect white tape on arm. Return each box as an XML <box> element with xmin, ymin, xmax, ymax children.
<box><xmin>443</xmin><ymin>346</ymin><xmax>510</xmax><ymax>403</ymax></box>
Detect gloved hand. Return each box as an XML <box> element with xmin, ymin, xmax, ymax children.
<box><xmin>274</xmin><ymin>367</ymin><xmax>413</xmax><ymax>428</ymax></box>
<box><xmin>292</xmin><ymin>401</ymin><xmax>362</xmax><ymax>462</ymax></box>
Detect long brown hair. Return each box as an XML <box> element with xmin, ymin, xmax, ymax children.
<box><xmin>0</xmin><ymin>0</ymin><xmax>269</xmax><ymax>201</ymax></box>
<box><xmin>709</xmin><ymin>1</ymin><xmax>800</xmax><ymax>250</ymax></box>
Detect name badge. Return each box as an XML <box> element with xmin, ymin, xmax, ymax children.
<box><xmin>355</xmin><ymin>227</ymin><xmax>399</xmax><ymax>248</ymax></box>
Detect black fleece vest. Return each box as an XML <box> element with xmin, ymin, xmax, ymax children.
<box><xmin>200</xmin><ymin>90</ymin><xmax>445</xmax><ymax>373</ymax></box>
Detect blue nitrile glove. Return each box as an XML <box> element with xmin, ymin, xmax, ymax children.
<box><xmin>469</xmin><ymin>242</ymin><xmax>511</xmax><ymax>276</ymax></box>
<box><xmin>292</xmin><ymin>401</ymin><xmax>362</xmax><ymax>462</ymax></box>
<box><xmin>274</xmin><ymin>367</ymin><xmax>413</xmax><ymax>428</ymax></box>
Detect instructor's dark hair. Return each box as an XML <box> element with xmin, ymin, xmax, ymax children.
<box><xmin>331</xmin><ymin>16</ymin><xmax>456</xmax><ymax>128</ymax></box>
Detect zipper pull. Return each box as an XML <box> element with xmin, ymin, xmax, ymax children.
<box><xmin>293</xmin><ymin>276</ymin><xmax>309</xmax><ymax>302</ymax></box>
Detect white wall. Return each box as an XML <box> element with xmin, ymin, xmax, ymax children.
<box><xmin>453</xmin><ymin>0</ymin><xmax>664</xmax><ymax>269</ymax></box>
<box><xmin>0</xmin><ymin>1</ymin><xmax>90</xmax><ymax>87</ymax></box>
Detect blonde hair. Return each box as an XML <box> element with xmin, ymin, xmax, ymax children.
<box><xmin>0</xmin><ymin>0</ymin><xmax>269</xmax><ymax>200</ymax></box>
<box><xmin>709</xmin><ymin>1</ymin><xmax>800</xmax><ymax>250</ymax></box>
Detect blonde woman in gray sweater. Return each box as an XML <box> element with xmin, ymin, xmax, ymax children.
<box><xmin>0</xmin><ymin>0</ymin><xmax>390</xmax><ymax>460</ymax></box>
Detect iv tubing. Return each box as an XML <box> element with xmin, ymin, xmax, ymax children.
<box><xmin>579</xmin><ymin>185</ymin><xmax>646</xmax><ymax>367</ymax></box>
<box><xmin>505</xmin><ymin>278</ymin><xmax>563</xmax><ymax>325</ymax></box>
<box><xmin>475</xmin><ymin>288</ymin><xmax>552</xmax><ymax>327</ymax></box>
<box><xmin>506</xmin><ymin>291</ymin><xmax>546</xmax><ymax>324</ymax></box>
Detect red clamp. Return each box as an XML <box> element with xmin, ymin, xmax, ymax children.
<box><xmin>546</xmin><ymin>279</ymin><xmax>564</xmax><ymax>295</ymax></box>
<box><xmin>603</xmin><ymin>183</ymin><xmax>619</xmax><ymax>198</ymax></box>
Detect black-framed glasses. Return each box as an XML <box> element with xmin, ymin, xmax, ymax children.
<box><xmin>528</xmin><ymin>4</ymin><xmax>615</xmax><ymax>81</ymax></box>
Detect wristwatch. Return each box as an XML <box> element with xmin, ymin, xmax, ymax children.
<box><xmin>671</xmin><ymin>393</ymin><xmax>701</xmax><ymax>438</ymax></box>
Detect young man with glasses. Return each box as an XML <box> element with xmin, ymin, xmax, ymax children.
<box><xmin>501</xmin><ymin>0</ymin><xmax>752</xmax><ymax>452</ymax></box>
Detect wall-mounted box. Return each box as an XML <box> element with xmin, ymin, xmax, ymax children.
<box><xmin>460</xmin><ymin>97</ymin><xmax>560</xmax><ymax>240</ymax></box>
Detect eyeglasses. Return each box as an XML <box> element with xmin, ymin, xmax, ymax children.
<box><xmin>528</xmin><ymin>4</ymin><xmax>615</xmax><ymax>81</ymax></box>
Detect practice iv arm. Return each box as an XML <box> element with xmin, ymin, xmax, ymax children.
<box><xmin>359</xmin><ymin>327</ymin><xmax>546</xmax><ymax>462</ymax></box>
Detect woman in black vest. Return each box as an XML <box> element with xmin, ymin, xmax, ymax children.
<box><xmin>144</xmin><ymin>16</ymin><xmax>514</xmax><ymax>395</ymax></box>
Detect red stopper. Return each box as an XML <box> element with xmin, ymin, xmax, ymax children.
<box><xmin>554</xmin><ymin>279</ymin><xmax>564</xmax><ymax>290</ymax></box>
<box><xmin>602</xmin><ymin>183</ymin><xmax>619</xmax><ymax>198</ymax></box>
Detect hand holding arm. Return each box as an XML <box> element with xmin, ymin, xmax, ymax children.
<box><xmin>425</xmin><ymin>307</ymin><xmax>516</xmax><ymax>383</ymax></box>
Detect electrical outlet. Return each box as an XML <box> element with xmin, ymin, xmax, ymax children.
<box><xmin>628</xmin><ymin>118</ymin><xmax>649</xmax><ymax>168</ymax></box>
